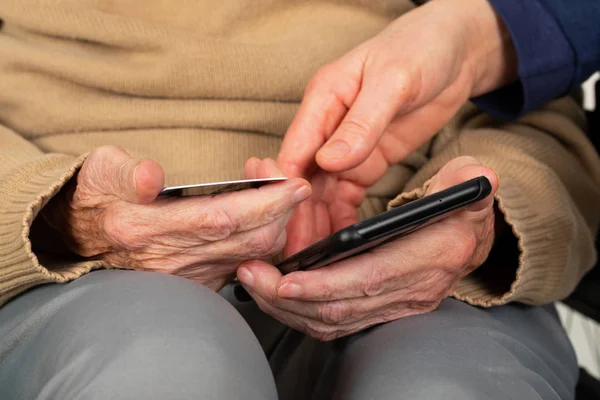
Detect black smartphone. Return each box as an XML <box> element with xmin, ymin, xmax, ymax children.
<box><xmin>233</xmin><ymin>176</ymin><xmax>492</xmax><ymax>301</ymax></box>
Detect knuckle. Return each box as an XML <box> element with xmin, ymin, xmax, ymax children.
<box><xmin>411</xmin><ymin>298</ymin><xmax>442</xmax><ymax>313</ymax></box>
<box><xmin>270</xmin><ymin>231</ymin><xmax>288</xmax><ymax>256</ymax></box>
<box><xmin>102</xmin><ymin>208</ymin><xmax>139</xmax><ymax>249</ymax></box>
<box><xmin>315</xmin><ymin>332</ymin><xmax>337</xmax><ymax>342</ymax></box>
<box><xmin>381</xmin><ymin>62</ymin><xmax>421</xmax><ymax>107</ymax></box>
<box><xmin>265</xmin><ymin>201</ymin><xmax>290</xmax><ymax>223</ymax></box>
<box><xmin>306</xmin><ymin>323</ymin><xmax>338</xmax><ymax>342</ymax></box>
<box><xmin>247</xmin><ymin>227</ymin><xmax>281</xmax><ymax>258</ymax></box>
<box><xmin>318</xmin><ymin>302</ymin><xmax>351</xmax><ymax>325</ymax></box>
<box><xmin>429</xmin><ymin>237</ymin><xmax>453</xmax><ymax>265</ymax></box>
<box><xmin>93</xmin><ymin>145</ymin><xmax>123</xmax><ymax>159</ymax></box>
<box><xmin>418</xmin><ymin>289</ymin><xmax>445</xmax><ymax>305</ymax></box>
<box><xmin>306</xmin><ymin>66</ymin><xmax>331</xmax><ymax>94</ymax></box>
<box><xmin>260</xmin><ymin>286</ymin><xmax>283</xmax><ymax>308</ymax></box>
<box><xmin>453</xmin><ymin>228</ymin><xmax>477</xmax><ymax>268</ymax></box>
<box><xmin>267</xmin><ymin>295</ymin><xmax>283</xmax><ymax>308</ymax></box>
<box><xmin>404</xmin><ymin>270</ymin><xmax>450</xmax><ymax>305</ymax></box>
<box><xmin>403</xmin><ymin>292</ymin><xmax>441</xmax><ymax>312</ymax></box>
<box><xmin>362</xmin><ymin>265</ymin><xmax>386</xmax><ymax>297</ymax></box>
<box><xmin>436</xmin><ymin>226</ymin><xmax>476</xmax><ymax>271</ymax></box>
<box><xmin>304</xmin><ymin>319</ymin><xmax>322</xmax><ymax>335</ymax></box>
<box><xmin>196</xmin><ymin>208</ymin><xmax>236</xmax><ymax>241</ymax></box>
<box><xmin>339</xmin><ymin>119</ymin><xmax>372</xmax><ymax>141</ymax></box>
<box><xmin>434</xmin><ymin>280</ymin><xmax>453</xmax><ymax>300</ymax></box>
<box><xmin>305</xmin><ymin>320</ymin><xmax>328</xmax><ymax>339</ymax></box>
<box><xmin>91</xmin><ymin>146</ymin><xmax>129</xmax><ymax>173</ymax></box>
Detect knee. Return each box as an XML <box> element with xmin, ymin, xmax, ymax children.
<box><xmin>395</xmin><ymin>367</ymin><xmax>560</xmax><ymax>400</ymax></box>
<box><xmin>36</xmin><ymin>270</ymin><xmax>277</xmax><ymax>400</ymax></box>
<box><xmin>60</xmin><ymin>270</ymin><xmax>252</xmax><ymax>346</ymax></box>
<box><xmin>318</xmin><ymin>299</ymin><xmax>573</xmax><ymax>400</ymax></box>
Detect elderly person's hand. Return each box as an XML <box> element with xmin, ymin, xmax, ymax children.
<box><xmin>40</xmin><ymin>145</ymin><xmax>311</xmax><ymax>291</ymax></box>
<box><xmin>237</xmin><ymin>157</ymin><xmax>498</xmax><ymax>340</ymax></box>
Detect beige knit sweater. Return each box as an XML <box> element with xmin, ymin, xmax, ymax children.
<box><xmin>1</xmin><ymin>0</ymin><xmax>599</xmax><ymax>308</ymax></box>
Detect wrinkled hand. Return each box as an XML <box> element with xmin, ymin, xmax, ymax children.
<box><xmin>236</xmin><ymin>157</ymin><xmax>498</xmax><ymax>341</ymax></box>
<box><xmin>278</xmin><ymin>0</ymin><xmax>515</xmax><ymax>255</ymax></box>
<box><xmin>42</xmin><ymin>146</ymin><xmax>310</xmax><ymax>291</ymax></box>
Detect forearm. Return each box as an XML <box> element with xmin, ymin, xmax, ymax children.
<box><xmin>421</xmin><ymin>0</ymin><xmax>518</xmax><ymax>97</ymax></box>
<box><xmin>459</xmin><ymin>0</ymin><xmax>519</xmax><ymax>97</ymax></box>
<box><xmin>422</xmin><ymin>0</ymin><xmax>600</xmax><ymax>119</ymax></box>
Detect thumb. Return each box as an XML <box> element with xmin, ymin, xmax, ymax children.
<box><xmin>86</xmin><ymin>145</ymin><xmax>164</xmax><ymax>204</ymax></box>
<box><xmin>278</xmin><ymin>49</ymin><xmax>366</xmax><ymax>178</ymax></box>
<box><xmin>315</xmin><ymin>67</ymin><xmax>415</xmax><ymax>172</ymax></box>
<box><xmin>425</xmin><ymin>156</ymin><xmax>499</xmax><ymax>213</ymax></box>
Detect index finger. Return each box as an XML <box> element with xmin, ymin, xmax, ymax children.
<box><xmin>148</xmin><ymin>177</ymin><xmax>312</xmax><ymax>240</ymax></box>
<box><xmin>278</xmin><ymin>58</ymin><xmax>362</xmax><ymax>178</ymax></box>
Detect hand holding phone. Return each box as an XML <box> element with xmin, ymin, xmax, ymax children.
<box><xmin>234</xmin><ymin>176</ymin><xmax>492</xmax><ymax>301</ymax></box>
<box><xmin>233</xmin><ymin>156</ymin><xmax>499</xmax><ymax>341</ymax></box>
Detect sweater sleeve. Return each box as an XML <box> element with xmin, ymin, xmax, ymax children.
<box><xmin>0</xmin><ymin>126</ymin><xmax>109</xmax><ymax>306</ymax></box>
<box><xmin>388</xmin><ymin>97</ymin><xmax>600</xmax><ymax>306</ymax></box>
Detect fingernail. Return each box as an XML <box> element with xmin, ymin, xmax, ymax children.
<box><xmin>292</xmin><ymin>185</ymin><xmax>312</xmax><ymax>204</ymax></box>
<box><xmin>237</xmin><ymin>267</ymin><xmax>254</xmax><ymax>288</ymax></box>
<box><xmin>278</xmin><ymin>282</ymin><xmax>302</xmax><ymax>298</ymax></box>
<box><xmin>319</xmin><ymin>140</ymin><xmax>350</xmax><ymax>160</ymax></box>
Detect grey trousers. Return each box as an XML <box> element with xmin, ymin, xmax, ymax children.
<box><xmin>0</xmin><ymin>270</ymin><xmax>578</xmax><ymax>400</ymax></box>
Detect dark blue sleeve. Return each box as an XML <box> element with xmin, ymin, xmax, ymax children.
<box><xmin>473</xmin><ymin>0</ymin><xmax>600</xmax><ymax>120</ymax></box>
